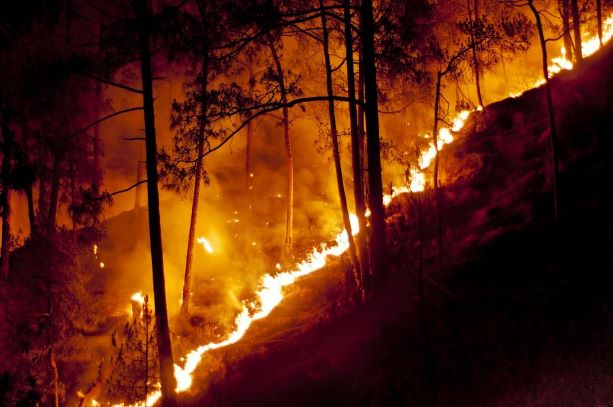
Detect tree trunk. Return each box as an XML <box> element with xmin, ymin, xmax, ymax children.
<box><xmin>136</xmin><ymin>0</ymin><xmax>177</xmax><ymax>403</ymax></box>
<box><xmin>344</xmin><ymin>0</ymin><xmax>369</xmax><ymax>297</ymax></box>
<box><xmin>0</xmin><ymin>116</ymin><xmax>13</xmax><ymax>284</ymax></box>
<box><xmin>320</xmin><ymin>0</ymin><xmax>362</xmax><ymax>293</ymax></box>
<box><xmin>357</xmin><ymin>54</ymin><xmax>367</xmax><ymax>205</ymax></box>
<box><xmin>468</xmin><ymin>0</ymin><xmax>484</xmax><ymax>106</ymax></box>
<box><xmin>561</xmin><ymin>0</ymin><xmax>574</xmax><ymax>62</ymax></box>
<box><xmin>267</xmin><ymin>36</ymin><xmax>294</xmax><ymax>260</ymax></box>
<box><xmin>596</xmin><ymin>0</ymin><xmax>603</xmax><ymax>47</ymax></box>
<box><xmin>181</xmin><ymin>11</ymin><xmax>209</xmax><ymax>316</ymax></box>
<box><xmin>432</xmin><ymin>72</ymin><xmax>444</xmax><ymax>264</ymax></box>
<box><xmin>360</xmin><ymin>0</ymin><xmax>387</xmax><ymax>282</ymax></box>
<box><xmin>47</xmin><ymin>153</ymin><xmax>61</xmax><ymax>234</ymax></box>
<box><xmin>529</xmin><ymin>0</ymin><xmax>561</xmax><ymax>223</ymax></box>
<box><xmin>571</xmin><ymin>0</ymin><xmax>583</xmax><ymax>62</ymax></box>
<box><xmin>135</xmin><ymin>146</ymin><xmax>144</xmax><ymax>209</ymax></box>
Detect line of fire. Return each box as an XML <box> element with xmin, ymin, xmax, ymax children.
<box><xmin>1</xmin><ymin>1</ymin><xmax>612</xmax><ymax>406</ymax></box>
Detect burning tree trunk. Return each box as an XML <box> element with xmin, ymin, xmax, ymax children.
<box><xmin>136</xmin><ymin>0</ymin><xmax>177</xmax><ymax>403</ymax></box>
<box><xmin>0</xmin><ymin>114</ymin><xmax>13</xmax><ymax>285</ymax></box>
<box><xmin>344</xmin><ymin>0</ymin><xmax>369</xmax><ymax>295</ymax></box>
<box><xmin>267</xmin><ymin>35</ymin><xmax>294</xmax><ymax>260</ymax></box>
<box><xmin>561</xmin><ymin>0</ymin><xmax>574</xmax><ymax>63</ymax></box>
<box><xmin>467</xmin><ymin>0</ymin><xmax>484</xmax><ymax>106</ymax></box>
<box><xmin>571</xmin><ymin>0</ymin><xmax>583</xmax><ymax>62</ymax></box>
<box><xmin>528</xmin><ymin>0</ymin><xmax>561</xmax><ymax>223</ymax></box>
<box><xmin>320</xmin><ymin>0</ymin><xmax>362</xmax><ymax>294</ymax></box>
<box><xmin>360</xmin><ymin>0</ymin><xmax>387</xmax><ymax>281</ymax></box>
<box><xmin>181</xmin><ymin>11</ymin><xmax>209</xmax><ymax>316</ymax></box>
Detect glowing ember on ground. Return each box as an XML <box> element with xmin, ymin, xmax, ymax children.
<box><xmin>196</xmin><ymin>237</ymin><xmax>214</xmax><ymax>253</ymax></box>
<box><xmin>99</xmin><ymin>262</ymin><xmax>105</xmax><ymax>269</ymax></box>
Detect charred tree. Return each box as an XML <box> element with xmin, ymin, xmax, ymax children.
<box><xmin>360</xmin><ymin>0</ymin><xmax>387</xmax><ymax>281</ymax></box>
<box><xmin>266</xmin><ymin>35</ymin><xmax>294</xmax><ymax>260</ymax></box>
<box><xmin>320</xmin><ymin>0</ymin><xmax>362</xmax><ymax>294</ymax></box>
<box><xmin>136</xmin><ymin>0</ymin><xmax>177</xmax><ymax>403</ymax></box>
<box><xmin>528</xmin><ymin>0</ymin><xmax>561</xmax><ymax>223</ymax></box>
<box><xmin>344</xmin><ymin>0</ymin><xmax>369</xmax><ymax>295</ymax></box>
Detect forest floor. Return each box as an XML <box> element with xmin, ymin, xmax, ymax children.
<box><xmin>177</xmin><ymin>43</ymin><xmax>613</xmax><ymax>406</ymax></box>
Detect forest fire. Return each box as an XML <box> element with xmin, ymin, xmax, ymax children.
<box><xmin>114</xmin><ymin>12</ymin><xmax>613</xmax><ymax>402</ymax></box>
<box><xmin>2</xmin><ymin>1</ymin><xmax>613</xmax><ymax>406</ymax></box>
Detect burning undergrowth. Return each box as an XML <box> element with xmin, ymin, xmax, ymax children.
<box><xmin>178</xmin><ymin>42</ymin><xmax>613</xmax><ymax>406</ymax></box>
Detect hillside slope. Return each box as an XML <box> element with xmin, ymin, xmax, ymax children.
<box><xmin>179</xmin><ymin>44</ymin><xmax>613</xmax><ymax>406</ymax></box>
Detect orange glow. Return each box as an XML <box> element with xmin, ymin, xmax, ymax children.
<box><xmin>122</xmin><ymin>13</ymin><xmax>613</xmax><ymax>406</ymax></box>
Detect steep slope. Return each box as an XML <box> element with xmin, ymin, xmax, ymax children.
<box><xmin>179</xmin><ymin>44</ymin><xmax>613</xmax><ymax>406</ymax></box>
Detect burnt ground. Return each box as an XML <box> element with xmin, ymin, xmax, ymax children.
<box><xmin>178</xmin><ymin>44</ymin><xmax>613</xmax><ymax>406</ymax></box>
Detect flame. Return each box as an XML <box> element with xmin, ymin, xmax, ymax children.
<box><xmin>131</xmin><ymin>292</ymin><xmax>145</xmax><ymax>305</ymax></box>
<box><xmin>99</xmin><ymin>262</ymin><xmax>105</xmax><ymax>269</ymax></box>
<box><xmin>93</xmin><ymin>244</ymin><xmax>98</xmax><ymax>256</ymax></box>
<box><xmin>120</xmin><ymin>14</ymin><xmax>613</xmax><ymax>406</ymax></box>
<box><xmin>196</xmin><ymin>237</ymin><xmax>213</xmax><ymax>253</ymax></box>
<box><xmin>172</xmin><ymin>216</ymin><xmax>363</xmax><ymax>392</ymax></box>
<box><xmin>410</xmin><ymin>13</ymin><xmax>613</xmax><ymax>193</ymax></box>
